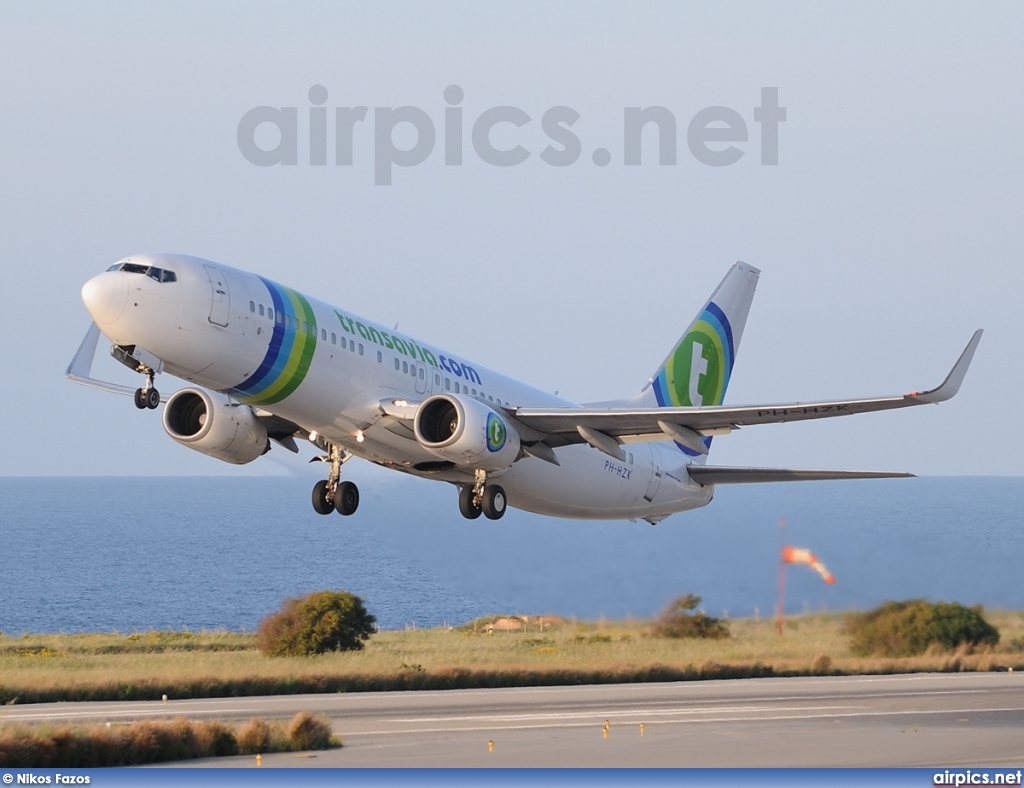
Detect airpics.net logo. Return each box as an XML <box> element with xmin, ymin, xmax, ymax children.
<box><xmin>237</xmin><ymin>85</ymin><xmax>786</xmax><ymax>185</ymax></box>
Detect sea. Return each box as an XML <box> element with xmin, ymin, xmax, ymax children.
<box><xmin>0</xmin><ymin>476</ymin><xmax>1021</xmax><ymax>634</ymax></box>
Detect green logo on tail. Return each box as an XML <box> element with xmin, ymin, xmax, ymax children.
<box><xmin>668</xmin><ymin>327</ymin><xmax>725</xmax><ymax>407</ymax></box>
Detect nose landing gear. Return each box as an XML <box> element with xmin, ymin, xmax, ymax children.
<box><xmin>311</xmin><ymin>442</ymin><xmax>359</xmax><ymax>516</ymax></box>
<box><xmin>133</xmin><ymin>368</ymin><xmax>160</xmax><ymax>410</ymax></box>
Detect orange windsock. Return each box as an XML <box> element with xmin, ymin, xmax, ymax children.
<box><xmin>782</xmin><ymin>546</ymin><xmax>835</xmax><ymax>585</ymax></box>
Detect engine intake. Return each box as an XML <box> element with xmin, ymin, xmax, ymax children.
<box><xmin>163</xmin><ymin>388</ymin><xmax>269</xmax><ymax>465</ymax></box>
<box><xmin>414</xmin><ymin>394</ymin><xmax>520</xmax><ymax>471</ymax></box>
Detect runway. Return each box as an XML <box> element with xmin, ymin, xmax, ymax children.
<box><xmin>3</xmin><ymin>673</ymin><xmax>1024</xmax><ymax>767</ymax></box>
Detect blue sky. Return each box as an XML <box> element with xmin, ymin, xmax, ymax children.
<box><xmin>1</xmin><ymin>1</ymin><xmax>1021</xmax><ymax>476</ymax></box>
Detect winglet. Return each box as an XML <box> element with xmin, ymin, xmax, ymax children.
<box><xmin>910</xmin><ymin>329</ymin><xmax>983</xmax><ymax>404</ymax></box>
<box><xmin>66</xmin><ymin>321</ymin><xmax>102</xmax><ymax>378</ymax></box>
<box><xmin>65</xmin><ymin>321</ymin><xmax>137</xmax><ymax>397</ymax></box>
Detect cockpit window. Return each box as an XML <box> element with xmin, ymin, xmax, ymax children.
<box><xmin>146</xmin><ymin>267</ymin><xmax>177</xmax><ymax>283</ymax></box>
<box><xmin>108</xmin><ymin>263</ymin><xmax>176</xmax><ymax>282</ymax></box>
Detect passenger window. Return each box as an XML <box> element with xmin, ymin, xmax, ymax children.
<box><xmin>488</xmin><ymin>395</ymin><xmax>493</xmax><ymax>402</ymax></box>
<box><xmin>402</xmin><ymin>361</ymin><xmax>408</xmax><ymax>373</ymax></box>
<box><xmin>331</xmin><ymin>332</ymin><xmax>336</xmax><ymax>344</ymax></box>
<box><xmin>444</xmin><ymin>379</ymin><xmax>451</xmax><ymax>391</ymax></box>
<box><xmin>472</xmin><ymin>389</ymin><xmax>477</xmax><ymax>396</ymax></box>
<box><xmin>377</xmin><ymin>351</ymin><xmax>382</xmax><ymax>363</ymax></box>
<box><xmin>434</xmin><ymin>374</ymin><xmax>440</xmax><ymax>386</ymax></box>
<box><xmin>418</xmin><ymin>368</ymin><xmax>424</xmax><ymax>379</ymax></box>
<box><xmin>358</xmin><ymin>344</ymin><xmax>364</xmax><ymax>355</ymax></box>
<box><xmin>394</xmin><ymin>358</ymin><xmax>400</xmax><ymax>370</ymax></box>
<box><xmin>249</xmin><ymin>301</ymin><xmax>255</xmax><ymax>313</ymax></box>
<box><xmin>455</xmin><ymin>383</ymin><xmax>460</xmax><ymax>394</ymax></box>
<box><xmin>321</xmin><ymin>328</ymin><xmax>327</xmax><ymax>341</ymax></box>
<box><xmin>284</xmin><ymin>314</ymin><xmax>291</xmax><ymax>327</ymax></box>
<box><xmin>274</xmin><ymin>310</ymin><xmax>282</xmax><ymax>324</ymax></box>
<box><xmin>349</xmin><ymin>342</ymin><xmax>355</xmax><ymax>353</ymax></box>
<box><xmin>259</xmin><ymin>304</ymin><xmax>265</xmax><ymax>317</ymax></box>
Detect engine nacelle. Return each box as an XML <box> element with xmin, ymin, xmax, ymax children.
<box><xmin>414</xmin><ymin>394</ymin><xmax>521</xmax><ymax>471</ymax></box>
<box><xmin>162</xmin><ymin>388</ymin><xmax>269</xmax><ymax>465</ymax></box>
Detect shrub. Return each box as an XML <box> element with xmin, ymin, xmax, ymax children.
<box><xmin>236</xmin><ymin>718</ymin><xmax>273</xmax><ymax>755</ymax></box>
<box><xmin>811</xmin><ymin>654</ymin><xmax>834</xmax><ymax>675</ymax></box>
<box><xmin>845</xmin><ymin>599</ymin><xmax>999</xmax><ymax>657</ymax></box>
<box><xmin>651</xmin><ymin>593</ymin><xmax>730</xmax><ymax>640</ymax></box>
<box><xmin>256</xmin><ymin>590</ymin><xmax>376</xmax><ymax>657</ymax></box>
<box><xmin>286</xmin><ymin>712</ymin><xmax>336</xmax><ymax>751</ymax></box>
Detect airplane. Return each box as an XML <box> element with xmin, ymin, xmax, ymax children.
<box><xmin>68</xmin><ymin>254</ymin><xmax>982</xmax><ymax>524</ymax></box>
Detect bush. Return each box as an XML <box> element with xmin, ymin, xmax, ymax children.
<box><xmin>236</xmin><ymin>718</ymin><xmax>274</xmax><ymax>755</ymax></box>
<box><xmin>845</xmin><ymin>599</ymin><xmax>999</xmax><ymax>657</ymax></box>
<box><xmin>651</xmin><ymin>593</ymin><xmax>730</xmax><ymax>640</ymax></box>
<box><xmin>257</xmin><ymin>590</ymin><xmax>376</xmax><ymax>657</ymax></box>
<box><xmin>287</xmin><ymin>712</ymin><xmax>336</xmax><ymax>751</ymax></box>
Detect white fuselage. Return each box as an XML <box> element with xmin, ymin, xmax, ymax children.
<box><xmin>81</xmin><ymin>253</ymin><xmax>712</xmax><ymax>520</ymax></box>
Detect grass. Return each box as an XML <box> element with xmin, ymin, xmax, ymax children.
<box><xmin>0</xmin><ymin>711</ymin><xmax>340</xmax><ymax>767</ymax></box>
<box><xmin>2</xmin><ymin>610</ymin><xmax>1024</xmax><ymax>705</ymax></box>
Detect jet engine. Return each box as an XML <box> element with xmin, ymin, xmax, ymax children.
<box><xmin>413</xmin><ymin>394</ymin><xmax>521</xmax><ymax>471</ymax></box>
<box><xmin>162</xmin><ymin>388</ymin><xmax>269</xmax><ymax>465</ymax></box>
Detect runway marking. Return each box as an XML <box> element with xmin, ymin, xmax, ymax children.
<box><xmin>394</xmin><ymin>705</ymin><xmax>861</xmax><ymax>723</ymax></box>
<box><xmin>0</xmin><ymin>687</ymin><xmax>1014</xmax><ymax>723</ymax></box>
<box><xmin>341</xmin><ymin>706</ymin><xmax>1024</xmax><ymax>737</ymax></box>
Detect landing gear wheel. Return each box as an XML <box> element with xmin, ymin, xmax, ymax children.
<box><xmin>133</xmin><ymin>388</ymin><xmax>147</xmax><ymax>409</ymax></box>
<box><xmin>312</xmin><ymin>480</ymin><xmax>333</xmax><ymax>515</ymax></box>
<box><xmin>335</xmin><ymin>481</ymin><xmax>359</xmax><ymax>516</ymax></box>
<box><xmin>481</xmin><ymin>485</ymin><xmax>507</xmax><ymax>520</ymax></box>
<box><xmin>145</xmin><ymin>388</ymin><xmax>160</xmax><ymax>409</ymax></box>
<box><xmin>459</xmin><ymin>485</ymin><xmax>482</xmax><ymax>520</ymax></box>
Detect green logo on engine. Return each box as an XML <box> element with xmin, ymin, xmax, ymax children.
<box><xmin>486</xmin><ymin>413</ymin><xmax>506</xmax><ymax>452</ymax></box>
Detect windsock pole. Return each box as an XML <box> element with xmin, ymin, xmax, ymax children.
<box><xmin>777</xmin><ymin>518</ymin><xmax>786</xmax><ymax>637</ymax></box>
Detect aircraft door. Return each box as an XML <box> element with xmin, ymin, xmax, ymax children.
<box><xmin>414</xmin><ymin>363</ymin><xmax>428</xmax><ymax>395</ymax></box>
<box><xmin>644</xmin><ymin>445</ymin><xmax>663</xmax><ymax>503</ymax></box>
<box><xmin>203</xmin><ymin>264</ymin><xmax>231</xmax><ymax>327</ymax></box>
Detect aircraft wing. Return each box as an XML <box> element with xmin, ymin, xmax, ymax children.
<box><xmin>511</xmin><ymin>330</ymin><xmax>982</xmax><ymax>454</ymax></box>
<box><xmin>686</xmin><ymin>466</ymin><xmax>913</xmax><ymax>484</ymax></box>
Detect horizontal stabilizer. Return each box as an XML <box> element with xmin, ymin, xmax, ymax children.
<box><xmin>688</xmin><ymin>466</ymin><xmax>915</xmax><ymax>485</ymax></box>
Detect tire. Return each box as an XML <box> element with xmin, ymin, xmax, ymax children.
<box><xmin>146</xmin><ymin>388</ymin><xmax>160</xmax><ymax>409</ymax></box>
<box><xmin>458</xmin><ymin>485</ymin><xmax>482</xmax><ymax>520</ymax></box>
<box><xmin>335</xmin><ymin>481</ymin><xmax>359</xmax><ymax>516</ymax></box>
<box><xmin>482</xmin><ymin>485</ymin><xmax>507</xmax><ymax>520</ymax></box>
<box><xmin>133</xmin><ymin>388</ymin><xmax>147</xmax><ymax>409</ymax></box>
<box><xmin>311</xmin><ymin>480</ymin><xmax>333</xmax><ymax>515</ymax></box>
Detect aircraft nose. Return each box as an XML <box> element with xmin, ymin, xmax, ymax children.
<box><xmin>81</xmin><ymin>272</ymin><xmax>128</xmax><ymax>328</ymax></box>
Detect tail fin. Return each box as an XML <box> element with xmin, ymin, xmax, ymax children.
<box><xmin>644</xmin><ymin>261</ymin><xmax>760</xmax><ymax>458</ymax></box>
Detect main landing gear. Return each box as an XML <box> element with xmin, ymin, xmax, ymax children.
<box><xmin>459</xmin><ymin>469</ymin><xmax>507</xmax><ymax>520</ymax></box>
<box><xmin>311</xmin><ymin>442</ymin><xmax>359</xmax><ymax>516</ymax></box>
<box><xmin>133</xmin><ymin>368</ymin><xmax>160</xmax><ymax>410</ymax></box>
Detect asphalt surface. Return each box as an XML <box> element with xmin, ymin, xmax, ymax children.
<box><xmin>4</xmin><ymin>673</ymin><xmax>1024</xmax><ymax>767</ymax></box>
